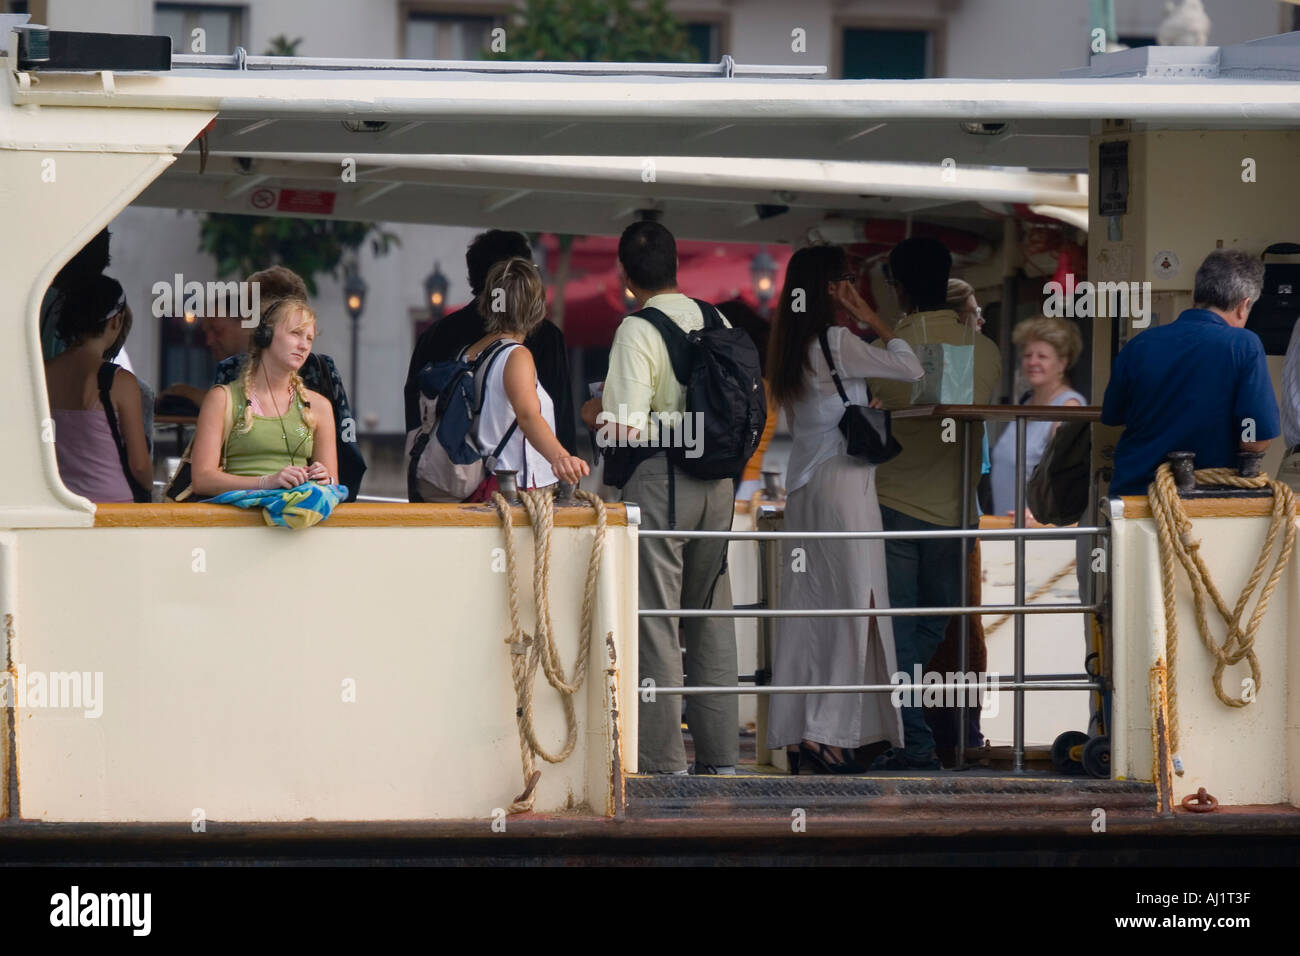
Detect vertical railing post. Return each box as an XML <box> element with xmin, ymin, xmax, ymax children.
<box><xmin>1013</xmin><ymin>414</ymin><xmax>1028</xmax><ymax>772</ymax></box>
<box><xmin>754</xmin><ymin>512</ymin><xmax>781</xmax><ymax>769</ymax></box>
<box><xmin>956</xmin><ymin>417</ymin><xmax>972</xmax><ymax>770</ymax></box>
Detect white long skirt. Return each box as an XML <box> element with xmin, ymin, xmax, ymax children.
<box><xmin>766</xmin><ymin>454</ymin><xmax>904</xmax><ymax>750</ymax></box>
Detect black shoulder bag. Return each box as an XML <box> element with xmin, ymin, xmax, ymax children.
<box><xmin>97</xmin><ymin>362</ymin><xmax>153</xmax><ymax>503</ymax></box>
<box><xmin>816</xmin><ymin>329</ymin><xmax>902</xmax><ymax>465</ymax></box>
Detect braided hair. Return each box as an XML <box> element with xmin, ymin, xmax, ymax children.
<box><xmin>235</xmin><ymin>296</ymin><xmax>318</xmax><ymax>434</ymax></box>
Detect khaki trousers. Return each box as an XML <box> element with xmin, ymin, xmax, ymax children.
<box><xmin>623</xmin><ymin>454</ymin><xmax>738</xmax><ymax>773</ymax></box>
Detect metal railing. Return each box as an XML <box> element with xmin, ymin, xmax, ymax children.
<box><xmin>634</xmin><ymin>404</ymin><xmax>1108</xmax><ymax>774</ymax></box>
<box><xmin>168</xmin><ymin>51</ymin><xmax>825</xmax><ymax>80</ymax></box>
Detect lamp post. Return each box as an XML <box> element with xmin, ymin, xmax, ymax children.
<box><xmin>343</xmin><ymin>264</ymin><xmax>366</xmax><ymax>418</ymax></box>
<box><xmin>182</xmin><ymin>310</ymin><xmax>196</xmax><ymax>385</ymax></box>
<box><xmin>423</xmin><ymin>262</ymin><xmax>448</xmax><ymax>322</ymax></box>
<box><xmin>750</xmin><ymin>245</ymin><xmax>777</xmax><ymax>316</ymax></box>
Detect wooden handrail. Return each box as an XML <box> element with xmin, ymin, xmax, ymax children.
<box><xmin>94</xmin><ymin>501</ymin><xmax>629</xmax><ymax>528</ymax></box>
<box><xmin>890</xmin><ymin>404</ymin><xmax>1103</xmax><ymax>423</ymax></box>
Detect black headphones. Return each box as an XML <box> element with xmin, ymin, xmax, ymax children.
<box><xmin>252</xmin><ymin>303</ymin><xmax>276</xmax><ymax>350</ymax></box>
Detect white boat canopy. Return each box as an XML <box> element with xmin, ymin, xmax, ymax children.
<box><xmin>136</xmin><ymin>151</ymin><xmax>1088</xmax><ymax>243</ymax></box>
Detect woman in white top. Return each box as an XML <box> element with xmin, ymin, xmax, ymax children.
<box><xmin>766</xmin><ymin>246</ymin><xmax>924</xmax><ymax>773</ymax></box>
<box><xmin>990</xmin><ymin>316</ymin><xmax>1086</xmax><ymax>518</ymax></box>
<box><xmin>461</xmin><ymin>257</ymin><xmax>588</xmax><ymax>495</ymax></box>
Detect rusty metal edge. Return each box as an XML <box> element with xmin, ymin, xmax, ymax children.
<box><xmin>605</xmin><ymin>632</ymin><xmax>626</xmax><ymax>821</ymax></box>
<box><xmin>2</xmin><ymin>806</ymin><xmax>1298</xmax><ymax>847</ymax></box>
<box><xmin>2</xmin><ymin>611</ymin><xmax>16</xmax><ymax>821</ymax></box>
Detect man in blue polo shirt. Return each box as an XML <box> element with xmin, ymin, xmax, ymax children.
<box><xmin>1102</xmin><ymin>249</ymin><xmax>1280</xmax><ymax>496</ymax></box>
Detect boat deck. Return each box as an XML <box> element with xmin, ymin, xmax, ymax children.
<box><xmin>4</xmin><ymin>755</ymin><xmax>1299</xmax><ymax>866</ymax></box>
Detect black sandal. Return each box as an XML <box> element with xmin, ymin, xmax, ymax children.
<box><xmin>799</xmin><ymin>740</ymin><xmax>865</xmax><ymax>774</ymax></box>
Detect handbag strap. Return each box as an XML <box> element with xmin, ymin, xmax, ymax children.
<box><xmin>817</xmin><ymin>327</ymin><xmax>873</xmax><ymax>407</ymax></box>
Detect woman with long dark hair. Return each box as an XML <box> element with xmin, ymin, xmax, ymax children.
<box><xmin>44</xmin><ymin>275</ymin><xmax>152</xmax><ymax>502</ymax></box>
<box><xmin>766</xmin><ymin>246</ymin><xmax>924</xmax><ymax>773</ymax></box>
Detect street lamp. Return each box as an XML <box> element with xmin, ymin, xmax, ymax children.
<box><xmin>750</xmin><ymin>245</ymin><xmax>777</xmax><ymax>316</ymax></box>
<box><xmin>343</xmin><ymin>264</ymin><xmax>366</xmax><ymax>419</ymax></box>
<box><xmin>181</xmin><ymin>310</ymin><xmax>196</xmax><ymax>387</ymax></box>
<box><xmin>423</xmin><ymin>262</ymin><xmax>448</xmax><ymax>322</ymax></box>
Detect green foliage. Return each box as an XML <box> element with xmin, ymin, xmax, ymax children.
<box><xmin>489</xmin><ymin>0</ymin><xmax>697</xmax><ymax>63</ymax></box>
<box><xmin>264</xmin><ymin>34</ymin><xmax>303</xmax><ymax>57</ymax></box>
<box><xmin>195</xmin><ymin>34</ymin><xmax>397</xmax><ymax>296</ymax></box>
<box><xmin>197</xmin><ymin>216</ymin><xmax>398</xmax><ymax>297</ymax></box>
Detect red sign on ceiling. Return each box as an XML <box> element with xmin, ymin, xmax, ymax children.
<box><xmin>276</xmin><ymin>189</ymin><xmax>336</xmax><ymax>215</ymax></box>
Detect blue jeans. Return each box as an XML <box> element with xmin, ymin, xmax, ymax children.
<box><xmin>881</xmin><ymin>506</ymin><xmax>964</xmax><ymax>760</ymax></box>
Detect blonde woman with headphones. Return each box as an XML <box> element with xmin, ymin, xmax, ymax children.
<box><xmin>191</xmin><ymin>297</ymin><xmax>338</xmax><ymax>497</ymax></box>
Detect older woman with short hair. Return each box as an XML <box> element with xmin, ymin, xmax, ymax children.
<box><xmin>990</xmin><ymin>316</ymin><xmax>1086</xmax><ymax>518</ymax></box>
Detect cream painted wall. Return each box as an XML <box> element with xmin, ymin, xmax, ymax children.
<box><xmin>0</xmin><ymin>105</ymin><xmax>215</xmax><ymax>526</ymax></box>
<box><xmin>1111</xmin><ymin>511</ymin><xmax>1299</xmax><ymax>806</ymax></box>
<box><xmin>12</xmin><ymin>517</ymin><xmax>636</xmax><ymax>821</ymax></box>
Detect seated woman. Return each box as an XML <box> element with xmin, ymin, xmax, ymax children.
<box><xmin>44</xmin><ymin>275</ymin><xmax>152</xmax><ymax>503</ymax></box>
<box><xmin>461</xmin><ymin>257</ymin><xmax>589</xmax><ymax>495</ymax></box>
<box><xmin>990</xmin><ymin>316</ymin><xmax>1086</xmax><ymax>519</ymax></box>
<box><xmin>191</xmin><ymin>297</ymin><xmax>338</xmax><ymax>499</ymax></box>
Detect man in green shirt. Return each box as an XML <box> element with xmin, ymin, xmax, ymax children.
<box><xmin>869</xmin><ymin>237</ymin><xmax>1001</xmax><ymax>769</ymax></box>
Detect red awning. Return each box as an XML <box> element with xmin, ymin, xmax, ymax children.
<box><xmin>545</xmin><ymin>244</ymin><xmax>793</xmax><ymax>348</ymax></box>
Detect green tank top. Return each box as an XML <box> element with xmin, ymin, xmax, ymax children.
<box><xmin>223</xmin><ymin>380</ymin><xmax>315</xmax><ymax>477</ymax></box>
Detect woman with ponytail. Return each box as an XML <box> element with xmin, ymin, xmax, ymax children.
<box><xmin>462</xmin><ymin>256</ymin><xmax>588</xmax><ymax>495</ymax></box>
<box><xmin>191</xmin><ymin>297</ymin><xmax>338</xmax><ymax>498</ymax></box>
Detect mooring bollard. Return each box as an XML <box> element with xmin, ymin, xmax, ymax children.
<box><xmin>495</xmin><ymin>469</ymin><xmax>521</xmax><ymax>505</ymax></box>
<box><xmin>1167</xmin><ymin>451</ymin><xmax>1196</xmax><ymax>494</ymax></box>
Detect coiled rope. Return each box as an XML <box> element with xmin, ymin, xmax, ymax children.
<box><xmin>1147</xmin><ymin>463</ymin><xmax>1296</xmax><ymax>762</ymax></box>
<box><xmin>491</xmin><ymin>488</ymin><xmax>607</xmax><ymax>814</ymax></box>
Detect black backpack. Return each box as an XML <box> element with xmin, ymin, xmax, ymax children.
<box><xmin>632</xmin><ymin>299</ymin><xmax>766</xmax><ymax>482</ymax></box>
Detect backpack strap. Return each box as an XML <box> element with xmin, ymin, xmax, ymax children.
<box><xmin>97</xmin><ymin>362</ymin><xmax>151</xmax><ymax>503</ymax></box>
<box><xmin>470</xmin><ymin>338</ymin><xmax>515</xmax><ymax>412</ymax></box>
<box><xmin>632</xmin><ymin>306</ymin><xmax>693</xmax><ymax>385</ymax></box>
<box><xmin>217</xmin><ymin>383</ymin><xmax>234</xmax><ymax>471</ymax></box>
<box><xmin>473</xmin><ymin>338</ymin><xmax>520</xmax><ymax>467</ymax></box>
<box><xmin>690</xmin><ymin>298</ymin><xmax>726</xmax><ymax>330</ymax></box>
<box><xmin>634</xmin><ymin>298</ymin><xmax>727</xmax><ymax>385</ymax></box>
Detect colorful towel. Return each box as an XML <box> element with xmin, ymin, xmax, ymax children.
<box><xmin>202</xmin><ymin>483</ymin><xmax>348</xmax><ymax>529</ymax></box>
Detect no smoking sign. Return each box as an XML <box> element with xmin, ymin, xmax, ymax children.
<box><xmin>249</xmin><ymin>187</ymin><xmax>277</xmax><ymax>210</ymax></box>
